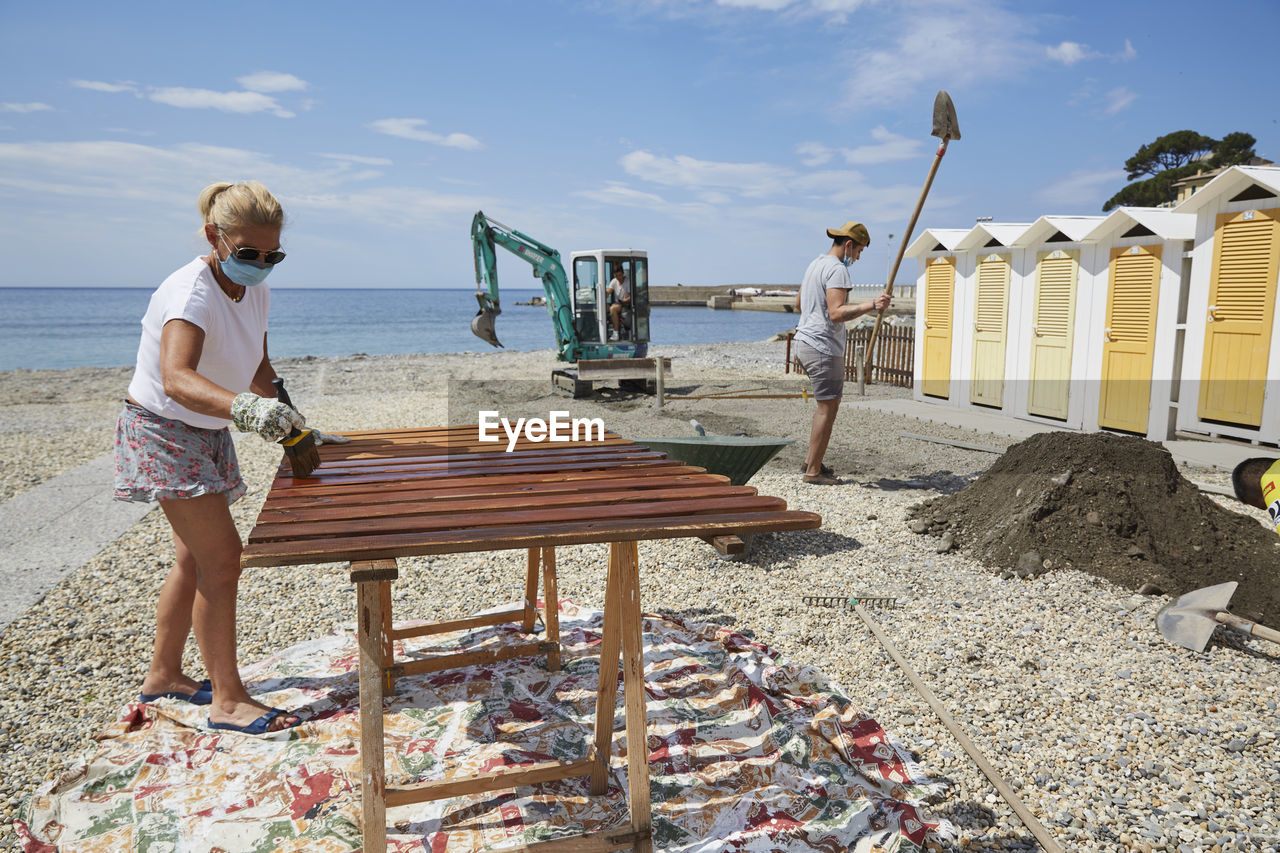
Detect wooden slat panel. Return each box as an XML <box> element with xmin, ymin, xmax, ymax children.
<box><xmin>261</xmin><ymin>468</ymin><xmax>732</xmax><ymax>507</ymax></box>
<box><xmin>242</xmin><ymin>510</ymin><xmax>822</xmax><ymax>568</ymax></box>
<box><xmin>270</xmin><ymin>455</ymin><xmax>691</xmax><ymax>490</ymax></box>
<box><xmin>262</xmin><ymin>466</ymin><xmax>719</xmax><ymax>508</ymax></box>
<box><xmin>257</xmin><ymin>484</ymin><xmax>759</xmax><ymax>525</ymax></box>
<box><xmin>248</xmin><ymin>495</ymin><xmax>787</xmax><ymax>543</ymax></box>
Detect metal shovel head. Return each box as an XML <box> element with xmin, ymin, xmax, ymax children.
<box><xmin>1155</xmin><ymin>581</ymin><xmax>1238</xmax><ymax>652</ymax></box>
<box><xmin>470</xmin><ymin>301</ymin><xmax>503</xmax><ymax>348</ymax></box>
<box><xmin>932</xmin><ymin>90</ymin><xmax>961</xmax><ymax>140</ymax></box>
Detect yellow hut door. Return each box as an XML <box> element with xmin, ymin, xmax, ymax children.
<box><xmin>971</xmin><ymin>253</ymin><xmax>1010</xmax><ymax>407</ymax></box>
<box><xmin>1198</xmin><ymin>209</ymin><xmax>1280</xmax><ymax>427</ymax></box>
<box><xmin>922</xmin><ymin>256</ymin><xmax>956</xmax><ymax>398</ymax></box>
<box><xmin>1098</xmin><ymin>245</ymin><xmax>1162</xmax><ymax>433</ymax></box>
<box><xmin>1027</xmin><ymin>249</ymin><xmax>1078</xmax><ymax>419</ymax></box>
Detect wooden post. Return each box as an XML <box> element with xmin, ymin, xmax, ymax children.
<box><xmin>379</xmin><ymin>580</ymin><xmax>394</xmax><ymax>692</ymax></box>
<box><xmin>654</xmin><ymin>358</ymin><xmax>665</xmax><ymax>408</ymax></box>
<box><xmin>355</xmin><ymin>572</ymin><xmax>388</xmax><ymax>853</ymax></box>
<box><xmin>589</xmin><ymin>547</ymin><xmax>623</xmax><ymax>796</ymax></box>
<box><xmin>616</xmin><ymin>541</ymin><xmax>653</xmax><ymax>853</ymax></box>
<box><xmin>541</xmin><ymin>546</ymin><xmax>560</xmax><ymax>671</ymax></box>
<box><xmin>855</xmin><ymin>343</ymin><xmax>866</xmax><ymax>396</ymax></box>
<box><xmin>523</xmin><ymin>548</ymin><xmax>539</xmax><ymax>633</ymax></box>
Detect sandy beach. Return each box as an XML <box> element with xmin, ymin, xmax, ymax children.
<box><xmin>2</xmin><ymin>342</ymin><xmax>1277</xmax><ymax>852</ymax></box>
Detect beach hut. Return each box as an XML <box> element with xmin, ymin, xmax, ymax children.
<box><xmin>906</xmin><ymin>228</ymin><xmax>970</xmax><ymax>400</ymax></box>
<box><xmin>951</xmin><ymin>222</ymin><xmax>1033</xmax><ymax>409</ymax></box>
<box><xmin>1008</xmin><ymin>216</ymin><xmax>1106</xmax><ymax>426</ymax></box>
<box><xmin>1079</xmin><ymin>208</ymin><xmax>1195</xmax><ymax>440</ymax></box>
<box><xmin>1174</xmin><ymin>165</ymin><xmax>1280</xmax><ymax>444</ymax></box>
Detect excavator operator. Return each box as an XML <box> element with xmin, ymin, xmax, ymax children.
<box><xmin>607</xmin><ymin>268</ymin><xmax>631</xmax><ymax>341</ymax></box>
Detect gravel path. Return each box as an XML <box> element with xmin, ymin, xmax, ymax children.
<box><xmin>2</xmin><ymin>342</ymin><xmax>1277</xmax><ymax>852</ymax></box>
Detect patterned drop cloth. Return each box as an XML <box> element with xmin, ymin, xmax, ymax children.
<box><xmin>16</xmin><ymin>600</ymin><xmax>953</xmax><ymax>852</ymax></box>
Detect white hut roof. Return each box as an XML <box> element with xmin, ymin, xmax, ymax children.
<box><xmin>1173</xmin><ymin>165</ymin><xmax>1280</xmax><ymax>214</ymax></box>
<box><xmin>1083</xmin><ymin>207</ymin><xmax>1196</xmax><ymax>243</ymax></box>
<box><xmin>905</xmin><ymin>228</ymin><xmax>970</xmax><ymax>257</ymax></box>
<box><xmin>1012</xmin><ymin>215</ymin><xmax>1108</xmax><ymax>247</ymax></box>
<box><xmin>954</xmin><ymin>222</ymin><xmax>1033</xmax><ymax>251</ymax></box>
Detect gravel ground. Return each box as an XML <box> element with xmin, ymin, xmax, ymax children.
<box><xmin>2</xmin><ymin>342</ymin><xmax>1277</xmax><ymax>852</ymax></box>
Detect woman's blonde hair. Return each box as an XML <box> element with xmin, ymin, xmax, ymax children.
<box><xmin>197</xmin><ymin>181</ymin><xmax>284</xmax><ymax>232</ymax></box>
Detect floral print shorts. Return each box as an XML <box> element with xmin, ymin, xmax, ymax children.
<box><xmin>113</xmin><ymin>401</ymin><xmax>246</xmax><ymax>504</ymax></box>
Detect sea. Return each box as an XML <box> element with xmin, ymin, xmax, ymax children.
<box><xmin>0</xmin><ymin>287</ymin><xmax>801</xmax><ymax>372</ymax></box>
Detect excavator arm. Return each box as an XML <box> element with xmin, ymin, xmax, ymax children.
<box><xmin>470</xmin><ymin>210</ymin><xmax>579</xmax><ymax>362</ymax></box>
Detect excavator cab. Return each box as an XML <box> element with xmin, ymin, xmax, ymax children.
<box><xmin>570</xmin><ymin>251</ymin><xmax>650</xmax><ymax>348</ymax></box>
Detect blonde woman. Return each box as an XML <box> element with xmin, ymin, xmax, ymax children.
<box><xmin>114</xmin><ymin>181</ymin><xmax>343</xmax><ymax>734</ymax></box>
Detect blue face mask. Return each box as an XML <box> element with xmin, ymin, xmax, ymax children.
<box><xmin>841</xmin><ymin>252</ymin><xmax>854</xmax><ymax>268</ymax></box>
<box><xmin>219</xmin><ymin>236</ymin><xmax>274</xmax><ymax>287</ymax></box>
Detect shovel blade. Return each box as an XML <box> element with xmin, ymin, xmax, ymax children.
<box><xmin>1155</xmin><ymin>581</ymin><xmax>1238</xmax><ymax>652</ymax></box>
<box><xmin>932</xmin><ymin>90</ymin><xmax>961</xmax><ymax>141</ymax></box>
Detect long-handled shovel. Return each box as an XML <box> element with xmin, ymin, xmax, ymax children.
<box><xmin>863</xmin><ymin>90</ymin><xmax>961</xmax><ymax>380</ymax></box>
<box><xmin>1156</xmin><ymin>581</ymin><xmax>1280</xmax><ymax>652</ymax></box>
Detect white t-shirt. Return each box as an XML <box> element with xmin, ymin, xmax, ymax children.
<box><xmin>793</xmin><ymin>254</ymin><xmax>851</xmax><ymax>357</ymax></box>
<box><xmin>608</xmin><ymin>277</ymin><xmax>631</xmax><ymax>302</ymax></box>
<box><xmin>127</xmin><ymin>257</ymin><xmax>270</xmax><ymax>429</ymax></box>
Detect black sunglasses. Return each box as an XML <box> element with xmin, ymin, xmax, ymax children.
<box><xmin>222</xmin><ymin>234</ymin><xmax>287</xmax><ymax>265</ymax></box>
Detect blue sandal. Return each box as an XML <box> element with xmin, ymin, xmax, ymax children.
<box><xmin>207</xmin><ymin>707</ymin><xmax>301</xmax><ymax>735</ymax></box>
<box><xmin>140</xmin><ymin>678</ymin><xmax>213</xmax><ymax>706</ymax></box>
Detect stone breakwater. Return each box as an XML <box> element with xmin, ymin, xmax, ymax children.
<box><xmin>1</xmin><ymin>342</ymin><xmax>1276</xmax><ymax>852</ymax></box>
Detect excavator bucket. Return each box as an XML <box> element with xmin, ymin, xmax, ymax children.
<box><xmin>470</xmin><ymin>293</ymin><xmax>503</xmax><ymax>348</ymax></box>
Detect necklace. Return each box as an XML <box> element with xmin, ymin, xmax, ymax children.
<box><xmin>207</xmin><ymin>255</ymin><xmax>244</xmax><ymax>302</ymax></box>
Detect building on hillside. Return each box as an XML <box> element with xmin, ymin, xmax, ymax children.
<box><xmin>1172</xmin><ymin>157</ymin><xmax>1275</xmax><ymax>206</ymax></box>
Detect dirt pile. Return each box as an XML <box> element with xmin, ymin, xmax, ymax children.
<box><xmin>909</xmin><ymin>432</ymin><xmax>1280</xmax><ymax>625</ymax></box>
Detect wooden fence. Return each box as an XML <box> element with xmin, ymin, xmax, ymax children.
<box><xmin>784</xmin><ymin>325</ymin><xmax>915</xmax><ymax>388</ymax></box>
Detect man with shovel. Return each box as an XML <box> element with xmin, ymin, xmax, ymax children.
<box><xmin>793</xmin><ymin>221</ymin><xmax>891</xmax><ymax>484</ymax></box>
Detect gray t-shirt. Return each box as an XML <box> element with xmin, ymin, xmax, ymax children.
<box><xmin>794</xmin><ymin>254</ymin><xmax>851</xmax><ymax>356</ymax></box>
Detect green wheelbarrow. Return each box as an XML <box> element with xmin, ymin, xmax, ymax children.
<box><xmin>630</xmin><ymin>435</ymin><xmax>794</xmax><ymax>486</ymax></box>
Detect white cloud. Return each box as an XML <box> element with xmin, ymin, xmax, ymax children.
<box><xmin>841</xmin><ymin>1</ymin><xmax>1037</xmax><ymax>109</ymax></box>
<box><xmin>1</xmin><ymin>102</ymin><xmax>53</xmax><ymax>113</ymax></box>
<box><xmin>70</xmin><ymin>79</ymin><xmax>138</xmax><ymax>93</ymax></box>
<box><xmin>1104</xmin><ymin>86</ymin><xmax>1137</xmax><ymax>115</ymax></box>
<box><xmin>796</xmin><ymin>142</ymin><xmax>834</xmax><ymax>167</ymax></box>
<box><xmin>148</xmin><ymin>87</ymin><xmax>295</xmax><ymax>118</ymax></box>
<box><xmin>620</xmin><ymin>150</ymin><xmax>792</xmax><ymax>197</ymax></box>
<box><xmin>0</xmin><ymin>139</ymin><xmax>493</xmax><ymax>229</ymax></box>
<box><xmin>1046</xmin><ymin>41</ymin><xmax>1096</xmax><ymax>65</ymax></box>
<box><xmin>237</xmin><ymin>71</ymin><xmax>309</xmax><ymax>93</ymax></box>
<box><xmin>715</xmin><ymin>0</ymin><xmax>797</xmax><ymax>9</ymax></box>
<box><xmin>795</xmin><ymin>127</ymin><xmax>921</xmax><ymax>169</ymax></box>
<box><xmin>317</xmin><ymin>153</ymin><xmax>394</xmax><ymax>166</ymax></box>
<box><xmin>841</xmin><ymin>126</ymin><xmax>922</xmax><ymax>164</ymax></box>
<box><xmin>1047</xmin><ymin>38</ymin><xmax>1136</xmax><ymax>65</ymax></box>
<box><xmin>368</xmin><ymin>118</ymin><xmax>483</xmax><ymax>150</ymax></box>
<box><xmin>1035</xmin><ymin>167</ymin><xmax>1125</xmax><ymax>208</ymax></box>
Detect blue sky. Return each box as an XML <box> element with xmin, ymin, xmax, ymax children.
<box><xmin>1</xmin><ymin>0</ymin><xmax>1276</xmax><ymax>289</ymax></box>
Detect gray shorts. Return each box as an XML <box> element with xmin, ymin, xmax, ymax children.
<box><xmin>794</xmin><ymin>341</ymin><xmax>845</xmax><ymax>401</ymax></box>
<box><xmin>113</xmin><ymin>400</ymin><xmax>245</xmax><ymax>504</ymax></box>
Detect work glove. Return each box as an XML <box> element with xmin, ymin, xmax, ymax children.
<box><xmin>231</xmin><ymin>393</ymin><xmax>306</xmax><ymax>442</ymax></box>
<box><xmin>311</xmin><ymin>430</ymin><xmax>351</xmax><ymax>446</ymax></box>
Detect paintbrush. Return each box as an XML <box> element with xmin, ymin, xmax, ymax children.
<box><xmin>271</xmin><ymin>377</ymin><xmax>322</xmax><ymax>477</ymax></box>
